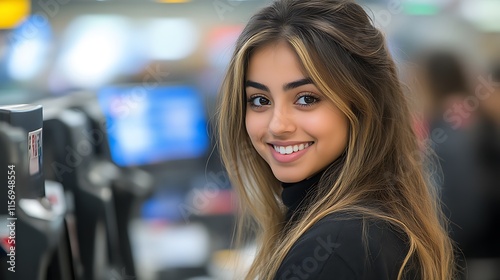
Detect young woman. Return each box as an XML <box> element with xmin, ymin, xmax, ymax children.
<box><xmin>216</xmin><ymin>0</ymin><xmax>455</xmax><ymax>279</ymax></box>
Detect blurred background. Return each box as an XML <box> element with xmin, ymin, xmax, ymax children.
<box><xmin>0</xmin><ymin>0</ymin><xmax>498</xmax><ymax>279</ymax></box>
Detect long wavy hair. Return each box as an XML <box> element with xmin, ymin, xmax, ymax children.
<box><xmin>216</xmin><ymin>0</ymin><xmax>455</xmax><ymax>279</ymax></box>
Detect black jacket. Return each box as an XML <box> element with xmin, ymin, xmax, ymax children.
<box><xmin>275</xmin><ymin>173</ymin><xmax>415</xmax><ymax>280</ymax></box>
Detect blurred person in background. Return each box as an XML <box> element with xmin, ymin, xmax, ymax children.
<box><xmin>476</xmin><ymin>62</ymin><xmax>500</xmax><ymax>258</ymax></box>
<box><xmin>417</xmin><ymin>51</ymin><xmax>500</xmax><ymax>278</ymax></box>
<box><xmin>217</xmin><ymin>0</ymin><xmax>455</xmax><ymax>279</ymax></box>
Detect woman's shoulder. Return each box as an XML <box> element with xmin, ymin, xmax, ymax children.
<box><xmin>275</xmin><ymin>212</ymin><xmax>412</xmax><ymax>280</ymax></box>
<box><xmin>312</xmin><ymin>212</ymin><xmax>409</xmax><ymax>252</ymax></box>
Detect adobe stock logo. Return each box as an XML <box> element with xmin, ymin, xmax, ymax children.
<box><xmin>280</xmin><ymin>235</ymin><xmax>340</xmax><ymax>280</ymax></box>
<box><xmin>213</xmin><ymin>0</ymin><xmax>242</xmax><ymax>20</ymax></box>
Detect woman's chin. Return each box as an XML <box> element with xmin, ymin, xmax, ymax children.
<box><xmin>271</xmin><ymin>169</ymin><xmax>308</xmax><ymax>184</ymax></box>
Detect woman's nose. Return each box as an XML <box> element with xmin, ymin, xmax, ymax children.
<box><xmin>268</xmin><ymin>106</ymin><xmax>296</xmax><ymax>136</ymax></box>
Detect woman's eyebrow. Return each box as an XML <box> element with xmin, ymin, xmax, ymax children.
<box><xmin>283</xmin><ymin>78</ymin><xmax>313</xmax><ymax>91</ymax></box>
<box><xmin>245</xmin><ymin>80</ymin><xmax>269</xmax><ymax>92</ymax></box>
<box><xmin>245</xmin><ymin>78</ymin><xmax>313</xmax><ymax>92</ymax></box>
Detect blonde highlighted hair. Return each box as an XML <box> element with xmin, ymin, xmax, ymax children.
<box><xmin>216</xmin><ymin>0</ymin><xmax>455</xmax><ymax>279</ymax></box>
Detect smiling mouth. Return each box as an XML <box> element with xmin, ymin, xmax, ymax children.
<box><xmin>271</xmin><ymin>142</ymin><xmax>314</xmax><ymax>155</ymax></box>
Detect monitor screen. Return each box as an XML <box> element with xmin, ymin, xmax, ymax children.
<box><xmin>97</xmin><ymin>85</ymin><xmax>209</xmax><ymax>166</ymax></box>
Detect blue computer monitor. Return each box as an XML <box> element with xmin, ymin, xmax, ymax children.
<box><xmin>97</xmin><ymin>85</ymin><xmax>209</xmax><ymax>166</ymax></box>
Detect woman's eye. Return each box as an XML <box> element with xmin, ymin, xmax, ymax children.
<box><xmin>249</xmin><ymin>96</ymin><xmax>271</xmax><ymax>107</ymax></box>
<box><xmin>296</xmin><ymin>95</ymin><xmax>318</xmax><ymax>106</ymax></box>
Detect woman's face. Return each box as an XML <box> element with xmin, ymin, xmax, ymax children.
<box><xmin>245</xmin><ymin>41</ymin><xmax>349</xmax><ymax>183</ymax></box>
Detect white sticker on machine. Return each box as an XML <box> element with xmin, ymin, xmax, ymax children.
<box><xmin>28</xmin><ymin>128</ymin><xmax>42</xmax><ymax>175</ymax></box>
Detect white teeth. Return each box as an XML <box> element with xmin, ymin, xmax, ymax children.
<box><xmin>273</xmin><ymin>142</ymin><xmax>312</xmax><ymax>155</ymax></box>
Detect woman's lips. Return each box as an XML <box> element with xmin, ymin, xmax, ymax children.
<box><xmin>268</xmin><ymin>142</ymin><xmax>314</xmax><ymax>163</ymax></box>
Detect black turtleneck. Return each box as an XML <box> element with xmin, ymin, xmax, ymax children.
<box><xmin>281</xmin><ymin>170</ymin><xmax>324</xmax><ymax>223</ymax></box>
<box><xmin>275</xmin><ymin>173</ymin><xmax>416</xmax><ymax>280</ymax></box>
